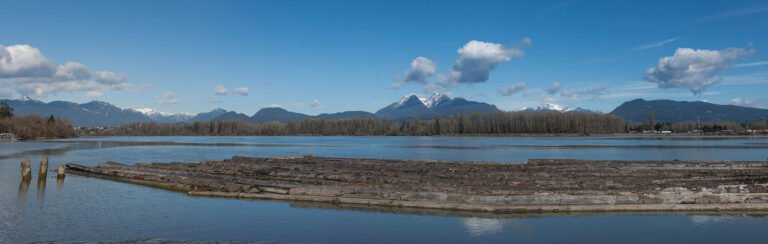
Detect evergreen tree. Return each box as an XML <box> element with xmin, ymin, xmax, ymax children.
<box><xmin>0</xmin><ymin>101</ymin><xmax>13</xmax><ymax>118</ymax></box>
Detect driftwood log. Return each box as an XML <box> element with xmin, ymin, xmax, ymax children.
<box><xmin>66</xmin><ymin>156</ymin><xmax>768</xmax><ymax>212</ymax></box>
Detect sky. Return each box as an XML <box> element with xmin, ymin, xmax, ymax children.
<box><xmin>1</xmin><ymin>0</ymin><xmax>767</xmax><ymax>115</ymax></box>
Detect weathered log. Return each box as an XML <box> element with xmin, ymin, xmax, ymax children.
<box><xmin>66</xmin><ymin>156</ymin><xmax>768</xmax><ymax>213</ymax></box>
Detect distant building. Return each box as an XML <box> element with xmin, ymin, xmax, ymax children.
<box><xmin>661</xmin><ymin>130</ymin><xmax>672</xmax><ymax>134</ymax></box>
<box><xmin>0</xmin><ymin>133</ymin><xmax>18</xmax><ymax>142</ymax></box>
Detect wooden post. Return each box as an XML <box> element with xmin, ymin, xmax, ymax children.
<box><xmin>39</xmin><ymin>157</ymin><xmax>49</xmax><ymax>177</ymax></box>
<box><xmin>57</xmin><ymin>165</ymin><xmax>66</xmax><ymax>178</ymax></box>
<box><xmin>21</xmin><ymin>159</ymin><xmax>31</xmax><ymax>180</ymax></box>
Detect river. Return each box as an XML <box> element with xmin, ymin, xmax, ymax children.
<box><xmin>2</xmin><ymin>136</ymin><xmax>768</xmax><ymax>243</ymax></box>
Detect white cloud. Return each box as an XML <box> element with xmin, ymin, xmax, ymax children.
<box><xmin>438</xmin><ymin>39</ymin><xmax>528</xmax><ymax>87</ymax></box>
<box><xmin>157</xmin><ymin>92</ymin><xmax>179</xmax><ymax>105</ymax></box>
<box><xmin>730</xmin><ymin>97</ymin><xmax>767</xmax><ymax>108</ymax></box>
<box><xmin>232</xmin><ymin>87</ymin><xmax>249</xmax><ymax>96</ymax></box>
<box><xmin>644</xmin><ymin>47</ymin><xmax>754</xmax><ymax>95</ymax></box>
<box><xmin>733</xmin><ymin>61</ymin><xmax>768</xmax><ymax>68</ymax></box>
<box><xmin>632</xmin><ymin>38</ymin><xmax>679</xmax><ymax>51</ymax></box>
<box><xmin>0</xmin><ymin>44</ymin><xmax>56</xmax><ymax>78</ymax></box>
<box><xmin>214</xmin><ymin>85</ymin><xmax>228</xmax><ymax>96</ymax></box>
<box><xmin>85</xmin><ymin>90</ymin><xmax>104</xmax><ymax>97</ymax></box>
<box><xmin>561</xmin><ymin>86</ymin><xmax>606</xmax><ymax>101</ymax></box>
<box><xmin>402</xmin><ymin>56</ymin><xmax>436</xmax><ymax>85</ymax></box>
<box><xmin>498</xmin><ymin>82</ymin><xmax>527</xmax><ymax>96</ymax></box>
<box><xmin>310</xmin><ymin>99</ymin><xmax>322</xmax><ymax>108</ymax></box>
<box><xmin>0</xmin><ymin>43</ymin><xmax>136</xmax><ymax>97</ymax></box>
<box><xmin>545</xmin><ymin>82</ymin><xmax>561</xmax><ymax>94</ymax></box>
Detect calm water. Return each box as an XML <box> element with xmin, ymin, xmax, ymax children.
<box><xmin>2</xmin><ymin>136</ymin><xmax>768</xmax><ymax>243</ymax></box>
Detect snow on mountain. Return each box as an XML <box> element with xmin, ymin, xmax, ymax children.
<box><xmin>541</xmin><ymin>103</ymin><xmax>568</xmax><ymax>111</ymax></box>
<box><xmin>395</xmin><ymin>93</ymin><xmax>421</xmax><ymax>108</ymax></box>
<box><xmin>519</xmin><ymin>103</ymin><xmax>594</xmax><ymax>113</ymax></box>
<box><xmin>131</xmin><ymin>108</ymin><xmax>193</xmax><ymax>122</ymax></box>
<box><xmin>377</xmin><ymin>93</ymin><xmax>499</xmax><ymax>120</ymax></box>
<box><xmin>424</xmin><ymin>93</ymin><xmax>450</xmax><ymax>108</ymax></box>
<box><xmin>395</xmin><ymin>92</ymin><xmax>450</xmax><ymax>109</ymax></box>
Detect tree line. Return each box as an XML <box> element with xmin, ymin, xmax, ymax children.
<box><xmin>0</xmin><ymin>101</ymin><xmax>77</xmax><ymax>139</ymax></box>
<box><xmin>99</xmin><ymin>111</ymin><xmax>628</xmax><ymax>136</ymax></box>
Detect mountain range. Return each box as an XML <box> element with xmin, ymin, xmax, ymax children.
<box><xmin>519</xmin><ymin>103</ymin><xmax>594</xmax><ymax>113</ymax></box>
<box><xmin>3</xmin><ymin>95</ymin><xmax>767</xmax><ymax>127</ymax></box>
<box><xmin>374</xmin><ymin>93</ymin><xmax>499</xmax><ymax>120</ymax></box>
<box><xmin>609</xmin><ymin>99</ymin><xmax>768</xmax><ymax>123</ymax></box>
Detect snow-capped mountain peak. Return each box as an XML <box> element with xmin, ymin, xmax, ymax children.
<box><xmin>131</xmin><ymin>108</ymin><xmax>194</xmax><ymax>122</ymax></box>
<box><xmin>395</xmin><ymin>93</ymin><xmax>422</xmax><ymax>108</ymax></box>
<box><xmin>542</xmin><ymin>103</ymin><xmax>568</xmax><ymax>111</ymax></box>
<box><xmin>395</xmin><ymin>93</ymin><xmax>452</xmax><ymax>109</ymax></box>
<box><xmin>424</xmin><ymin>93</ymin><xmax>450</xmax><ymax>108</ymax></box>
<box><xmin>18</xmin><ymin>96</ymin><xmax>44</xmax><ymax>104</ymax></box>
<box><xmin>518</xmin><ymin>103</ymin><xmax>595</xmax><ymax>113</ymax></box>
<box><xmin>132</xmin><ymin>108</ymin><xmax>173</xmax><ymax>116</ymax></box>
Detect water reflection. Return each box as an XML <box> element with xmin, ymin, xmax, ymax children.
<box><xmin>461</xmin><ymin>217</ymin><xmax>504</xmax><ymax>236</ymax></box>
<box><xmin>691</xmin><ymin>215</ymin><xmax>739</xmax><ymax>225</ymax></box>
<box><xmin>6</xmin><ymin>136</ymin><xmax>768</xmax><ymax>242</ymax></box>
<box><xmin>36</xmin><ymin>176</ymin><xmax>46</xmax><ymax>201</ymax></box>
<box><xmin>56</xmin><ymin>173</ymin><xmax>65</xmax><ymax>191</ymax></box>
<box><xmin>18</xmin><ymin>177</ymin><xmax>30</xmax><ymax>201</ymax></box>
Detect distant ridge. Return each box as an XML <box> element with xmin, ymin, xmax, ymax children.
<box><xmin>610</xmin><ymin>99</ymin><xmax>768</xmax><ymax>122</ymax></box>
<box><xmin>13</xmin><ymin>96</ymin><xmax>762</xmax><ymax>127</ymax></box>
<box><xmin>375</xmin><ymin>93</ymin><xmax>499</xmax><ymax>121</ymax></box>
<box><xmin>3</xmin><ymin>98</ymin><xmax>151</xmax><ymax>127</ymax></box>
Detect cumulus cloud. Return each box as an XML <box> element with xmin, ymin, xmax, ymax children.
<box><xmin>730</xmin><ymin>97</ymin><xmax>766</xmax><ymax>108</ymax></box>
<box><xmin>545</xmin><ymin>82</ymin><xmax>561</xmax><ymax>94</ymax></box>
<box><xmin>0</xmin><ymin>43</ymin><xmax>136</xmax><ymax>97</ymax></box>
<box><xmin>498</xmin><ymin>82</ymin><xmax>527</xmax><ymax>96</ymax></box>
<box><xmin>310</xmin><ymin>99</ymin><xmax>322</xmax><ymax>108</ymax></box>
<box><xmin>232</xmin><ymin>87</ymin><xmax>249</xmax><ymax>96</ymax></box>
<box><xmin>438</xmin><ymin>38</ymin><xmax>529</xmax><ymax>87</ymax></box>
<box><xmin>561</xmin><ymin>86</ymin><xmax>606</xmax><ymax>101</ymax></box>
<box><xmin>644</xmin><ymin>47</ymin><xmax>754</xmax><ymax>95</ymax></box>
<box><xmin>403</xmin><ymin>57</ymin><xmax>436</xmax><ymax>84</ymax></box>
<box><xmin>214</xmin><ymin>85</ymin><xmax>228</xmax><ymax>96</ymax></box>
<box><xmin>157</xmin><ymin>92</ymin><xmax>179</xmax><ymax>105</ymax></box>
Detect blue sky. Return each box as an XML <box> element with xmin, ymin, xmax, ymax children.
<box><xmin>1</xmin><ymin>0</ymin><xmax>766</xmax><ymax>115</ymax></box>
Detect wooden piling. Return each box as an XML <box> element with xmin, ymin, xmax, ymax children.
<box><xmin>57</xmin><ymin>164</ymin><xmax>66</xmax><ymax>178</ymax></box>
<box><xmin>21</xmin><ymin>159</ymin><xmax>31</xmax><ymax>179</ymax></box>
<box><xmin>39</xmin><ymin>157</ymin><xmax>49</xmax><ymax>177</ymax></box>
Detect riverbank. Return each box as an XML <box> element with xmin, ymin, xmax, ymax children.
<box><xmin>66</xmin><ymin>156</ymin><xmax>768</xmax><ymax>213</ymax></box>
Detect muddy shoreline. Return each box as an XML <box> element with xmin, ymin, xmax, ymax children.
<box><xmin>66</xmin><ymin>156</ymin><xmax>768</xmax><ymax>213</ymax></box>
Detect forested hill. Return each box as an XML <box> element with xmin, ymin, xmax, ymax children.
<box><xmin>101</xmin><ymin>111</ymin><xmax>627</xmax><ymax>136</ymax></box>
<box><xmin>610</xmin><ymin>99</ymin><xmax>768</xmax><ymax>123</ymax></box>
